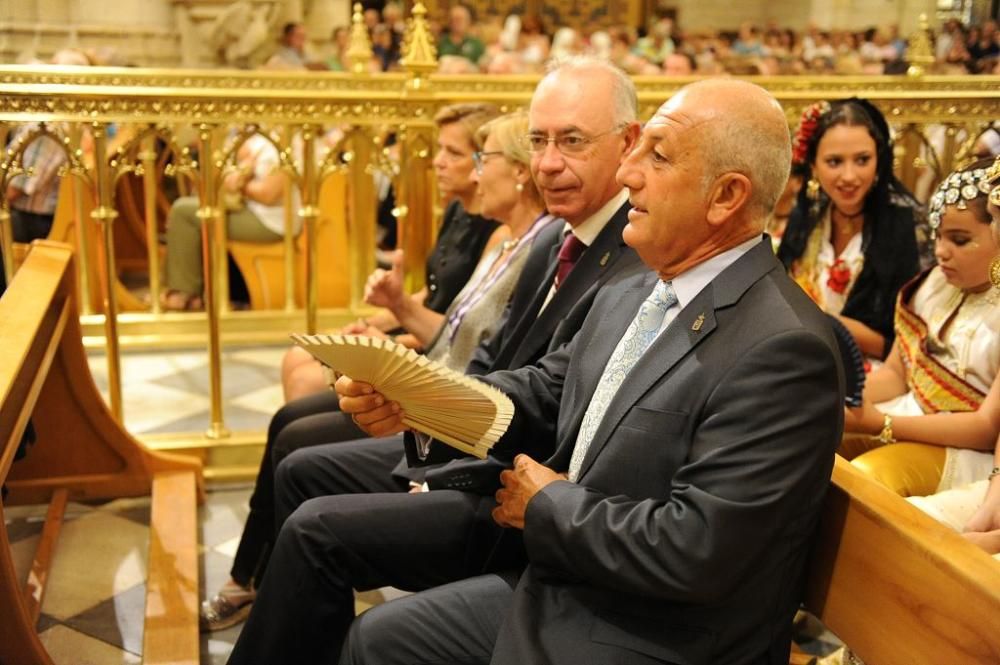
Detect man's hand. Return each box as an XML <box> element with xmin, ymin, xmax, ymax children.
<box><xmin>334</xmin><ymin>375</ymin><xmax>406</xmax><ymax>437</ymax></box>
<box><xmin>364</xmin><ymin>249</ymin><xmax>405</xmax><ymax>311</ymax></box>
<box><xmin>6</xmin><ymin>183</ymin><xmax>24</xmax><ymax>203</ymax></box>
<box><xmin>492</xmin><ymin>455</ymin><xmax>566</xmax><ymax>530</ymax></box>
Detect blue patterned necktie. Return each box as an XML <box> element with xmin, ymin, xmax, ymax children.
<box><xmin>567</xmin><ymin>280</ymin><xmax>678</xmax><ymax>482</ymax></box>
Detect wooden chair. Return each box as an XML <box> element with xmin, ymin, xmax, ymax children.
<box><xmin>13</xmin><ymin>176</ymin><xmax>146</xmax><ymax>313</ymax></box>
<box><xmin>229</xmin><ymin>172</ymin><xmax>351</xmax><ymax>310</ymax></box>
<box><xmin>799</xmin><ymin>456</ymin><xmax>1000</xmax><ymax>664</ymax></box>
<box><xmin>0</xmin><ymin>241</ymin><xmax>203</xmax><ymax>665</ymax></box>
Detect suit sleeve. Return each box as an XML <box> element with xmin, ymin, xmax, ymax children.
<box><xmin>479</xmin><ymin>336</ymin><xmax>575</xmax><ymax>462</ymax></box>
<box><xmin>521</xmin><ymin>329</ymin><xmax>843</xmax><ymax>603</ymax></box>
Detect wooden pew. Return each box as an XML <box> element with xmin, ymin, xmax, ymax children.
<box><xmin>802</xmin><ymin>456</ymin><xmax>1000</xmax><ymax>665</ymax></box>
<box><xmin>229</xmin><ymin>172</ymin><xmax>350</xmax><ymax>310</ymax></box>
<box><xmin>0</xmin><ymin>241</ymin><xmax>203</xmax><ymax>665</ymax></box>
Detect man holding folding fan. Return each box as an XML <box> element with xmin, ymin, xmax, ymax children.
<box><xmin>227</xmin><ymin>57</ymin><xmax>644</xmax><ymax>665</ymax></box>
<box><xmin>328</xmin><ymin>80</ymin><xmax>846</xmax><ymax>665</ymax></box>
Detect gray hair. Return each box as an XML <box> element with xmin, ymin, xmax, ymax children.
<box><xmin>694</xmin><ymin>83</ymin><xmax>791</xmax><ymax>221</ymax></box>
<box><xmin>544</xmin><ymin>55</ymin><xmax>638</xmax><ymax>126</ymax></box>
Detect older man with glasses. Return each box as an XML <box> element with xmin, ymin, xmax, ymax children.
<box><xmin>226</xmin><ymin>57</ymin><xmax>643</xmax><ymax>665</ymax></box>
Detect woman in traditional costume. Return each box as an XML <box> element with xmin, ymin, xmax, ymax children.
<box><xmin>822</xmin><ymin>158</ymin><xmax>1000</xmax><ymax>665</ymax></box>
<box><xmin>778</xmin><ymin>98</ymin><xmax>925</xmax><ymax>361</ymax></box>
<box><xmin>841</xmin><ymin>157</ymin><xmax>1000</xmax><ymax>498</ymax></box>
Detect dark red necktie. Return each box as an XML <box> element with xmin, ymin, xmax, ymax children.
<box><xmin>554</xmin><ymin>232</ymin><xmax>587</xmax><ymax>290</ymax></box>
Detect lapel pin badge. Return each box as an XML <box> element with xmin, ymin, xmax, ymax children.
<box><xmin>599</xmin><ymin>252</ymin><xmax>610</xmax><ymax>267</ymax></box>
<box><xmin>691</xmin><ymin>313</ymin><xmax>705</xmax><ymax>331</ymax></box>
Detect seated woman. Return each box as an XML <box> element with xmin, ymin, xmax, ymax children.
<box><xmin>200</xmin><ymin>111</ymin><xmax>555</xmax><ymax>631</ymax></box>
<box><xmin>842</xmin><ymin>158</ymin><xmax>1000</xmax><ymax>496</ymax></box>
<box><xmin>778</xmin><ymin>98</ymin><xmax>924</xmax><ymax>361</ymax></box>
<box><xmin>162</xmin><ymin>133</ymin><xmax>298</xmax><ymax>310</ymax></box>
<box><xmin>830</xmin><ymin>160</ymin><xmax>1000</xmax><ymax>665</ymax></box>
<box><xmin>281</xmin><ymin>103</ymin><xmax>503</xmax><ymax>400</ymax></box>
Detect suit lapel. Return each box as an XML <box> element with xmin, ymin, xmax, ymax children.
<box><xmin>546</xmin><ymin>276</ymin><xmax>651</xmax><ymax>471</ymax></box>
<box><xmin>573</xmin><ymin>240</ymin><xmax>780</xmax><ymax>480</ymax></box>
<box><xmin>508</xmin><ymin>204</ymin><xmax>632</xmax><ymax>368</ymax></box>
<box><xmin>493</xmin><ymin>241</ymin><xmax>561</xmax><ymax>369</ymax></box>
<box><xmin>574</xmin><ymin>287</ymin><xmax>718</xmax><ymax>479</ymax></box>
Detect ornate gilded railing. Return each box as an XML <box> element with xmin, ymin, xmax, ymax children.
<box><xmin>0</xmin><ymin>4</ymin><xmax>998</xmax><ymax>474</ymax></box>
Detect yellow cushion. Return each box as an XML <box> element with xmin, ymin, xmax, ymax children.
<box><xmin>851</xmin><ymin>442</ymin><xmax>946</xmax><ymax>497</ymax></box>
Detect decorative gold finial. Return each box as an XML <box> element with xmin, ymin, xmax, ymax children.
<box><xmin>401</xmin><ymin>2</ymin><xmax>437</xmax><ymax>76</ymax></box>
<box><xmin>907</xmin><ymin>14</ymin><xmax>935</xmax><ymax>77</ymax></box>
<box><xmin>346</xmin><ymin>2</ymin><xmax>373</xmax><ymax>75</ymax></box>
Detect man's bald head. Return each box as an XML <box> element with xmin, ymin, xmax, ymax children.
<box><xmin>657</xmin><ymin>79</ymin><xmax>791</xmax><ymax>226</ymax></box>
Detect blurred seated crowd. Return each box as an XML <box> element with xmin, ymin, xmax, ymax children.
<box><xmin>289</xmin><ymin>4</ymin><xmax>1000</xmax><ymax>77</ymax></box>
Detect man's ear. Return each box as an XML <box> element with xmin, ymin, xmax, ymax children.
<box><xmin>620</xmin><ymin>121</ymin><xmax>642</xmax><ymax>158</ymax></box>
<box><xmin>706</xmin><ymin>173</ymin><xmax>751</xmax><ymax>226</ymax></box>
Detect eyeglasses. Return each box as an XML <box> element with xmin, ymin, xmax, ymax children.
<box><xmin>472</xmin><ymin>150</ymin><xmax>504</xmax><ymax>175</ymax></box>
<box><xmin>522</xmin><ymin>125</ymin><xmax>626</xmax><ymax>155</ymax></box>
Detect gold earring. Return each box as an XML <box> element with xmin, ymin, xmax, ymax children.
<box><xmin>807</xmin><ymin>178</ymin><xmax>820</xmax><ymax>201</ymax></box>
<box><xmin>990</xmin><ymin>255</ymin><xmax>1000</xmax><ymax>290</ymax></box>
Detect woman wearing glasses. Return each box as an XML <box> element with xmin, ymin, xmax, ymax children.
<box><xmin>200</xmin><ymin>111</ymin><xmax>554</xmax><ymax>632</ymax></box>
<box><xmin>366</xmin><ymin>111</ymin><xmax>556</xmax><ymax>370</ymax></box>
<box><xmin>282</xmin><ymin>103</ymin><xmax>502</xmax><ymax>401</ymax></box>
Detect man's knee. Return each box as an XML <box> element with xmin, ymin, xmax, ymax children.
<box><xmin>274</xmin><ymin>446</ymin><xmax>313</xmax><ymax>498</ymax></box>
<box><xmin>168</xmin><ymin>196</ymin><xmax>200</xmax><ymax>227</ymax></box>
<box><xmin>272</xmin><ymin>414</ymin><xmax>315</xmax><ymax>464</ymax></box>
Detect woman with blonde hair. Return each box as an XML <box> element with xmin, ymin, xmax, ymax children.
<box><xmin>200</xmin><ymin>111</ymin><xmax>556</xmax><ymax>632</ymax></box>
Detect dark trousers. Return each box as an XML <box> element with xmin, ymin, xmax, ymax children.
<box><xmin>340</xmin><ymin>572</ymin><xmax>516</xmax><ymax>665</ymax></box>
<box><xmin>226</xmin><ymin>438</ymin><xmax>507</xmax><ymax>665</ymax></box>
<box><xmin>10</xmin><ymin>208</ymin><xmax>54</xmax><ymax>242</ymax></box>
<box><xmin>229</xmin><ymin>390</ymin><xmax>368</xmax><ymax>587</ymax></box>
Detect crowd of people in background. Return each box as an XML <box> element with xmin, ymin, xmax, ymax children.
<box><xmin>296</xmin><ymin>4</ymin><xmax>1000</xmax><ymax>77</ymax></box>
<box><xmin>9</xmin><ymin>6</ymin><xmax>1000</xmax><ymax>77</ymax></box>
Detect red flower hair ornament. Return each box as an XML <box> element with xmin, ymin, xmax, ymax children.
<box><xmin>792</xmin><ymin>101</ymin><xmax>831</xmax><ymax>166</ymax></box>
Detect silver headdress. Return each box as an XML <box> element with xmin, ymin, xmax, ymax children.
<box><xmin>928</xmin><ymin>164</ymin><xmax>995</xmax><ymax>233</ymax></box>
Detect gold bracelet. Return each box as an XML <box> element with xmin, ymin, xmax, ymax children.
<box><xmin>989</xmin><ymin>467</ymin><xmax>1000</xmax><ymax>481</ymax></box>
<box><xmin>876</xmin><ymin>413</ymin><xmax>895</xmax><ymax>444</ymax></box>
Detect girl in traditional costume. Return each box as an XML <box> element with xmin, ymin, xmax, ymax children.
<box><xmin>778</xmin><ymin>98</ymin><xmax>926</xmax><ymax>361</ymax></box>
<box><xmin>842</xmin><ymin>157</ymin><xmax>1000</xmax><ymax>500</ymax></box>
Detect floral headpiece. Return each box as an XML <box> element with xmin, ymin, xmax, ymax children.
<box><xmin>927</xmin><ymin>164</ymin><xmax>995</xmax><ymax>233</ymax></box>
<box><xmin>792</xmin><ymin>101</ymin><xmax>831</xmax><ymax>166</ymax></box>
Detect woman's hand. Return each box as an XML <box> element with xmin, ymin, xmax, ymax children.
<box><xmin>364</xmin><ymin>249</ymin><xmax>406</xmax><ymax>311</ymax></box>
<box><xmin>964</xmin><ymin>489</ymin><xmax>1000</xmax><ymax>534</ymax></box>
<box><xmin>222</xmin><ymin>167</ymin><xmax>251</xmax><ymax>193</ymax></box>
<box><xmin>844</xmin><ymin>399</ymin><xmax>883</xmax><ymax>435</ymax></box>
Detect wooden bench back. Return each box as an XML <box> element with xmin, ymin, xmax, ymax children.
<box><xmin>2</xmin><ymin>241</ymin><xmax>200</xmax><ymax>504</ymax></box>
<box><xmin>804</xmin><ymin>456</ymin><xmax>1000</xmax><ymax>665</ymax></box>
<box><xmin>0</xmin><ymin>241</ymin><xmax>202</xmax><ymax>665</ymax></box>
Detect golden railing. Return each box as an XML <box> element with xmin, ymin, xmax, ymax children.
<box><xmin>0</xmin><ymin>6</ymin><xmax>998</xmax><ymax>476</ymax></box>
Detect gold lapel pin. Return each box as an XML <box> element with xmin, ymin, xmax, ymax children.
<box><xmin>599</xmin><ymin>252</ymin><xmax>610</xmax><ymax>266</ymax></box>
<box><xmin>691</xmin><ymin>314</ymin><xmax>705</xmax><ymax>331</ymax></box>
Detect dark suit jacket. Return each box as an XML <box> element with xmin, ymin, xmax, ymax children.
<box><xmin>406</xmin><ymin>202</ymin><xmax>642</xmax><ymax>475</ymax></box>
<box><xmin>484</xmin><ymin>240</ymin><xmax>845</xmax><ymax>665</ymax></box>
